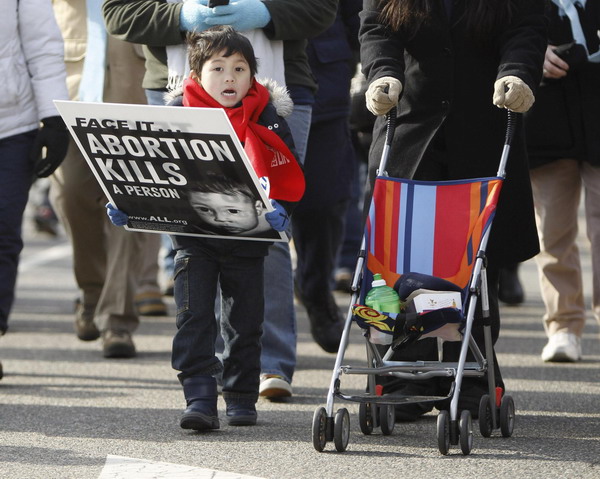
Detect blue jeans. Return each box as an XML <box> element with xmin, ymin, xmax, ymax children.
<box><xmin>0</xmin><ymin>130</ymin><xmax>36</xmax><ymax>333</ymax></box>
<box><xmin>258</xmin><ymin>104</ymin><xmax>312</xmax><ymax>383</ymax></box>
<box><xmin>172</xmin><ymin>239</ymin><xmax>268</xmax><ymax>403</ymax></box>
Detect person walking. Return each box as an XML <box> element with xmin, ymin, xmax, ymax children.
<box><xmin>359</xmin><ymin>0</ymin><xmax>546</xmax><ymax>419</ymax></box>
<box><xmin>525</xmin><ymin>0</ymin><xmax>600</xmax><ymax>362</ymax></box>
<box><xmin>107</xmin><ymin>26</ymin><xmax>304</xmax><ymax>429</ymax></box>
<box><xmin>102</xmin><ymin>0</ymin><xmax>338</xmax><ymax>397</ymax></box>
<box><xmin>292</xmin><ymin>0</ymin><xmax>362</xmax><ymax>354</ymax></box>
<box><xmin>0</xmin><ymin>0</ymin><xmax>69</xmax><ymax>377</ymax></box>
<box><xmin>50</xmin><ymin>0</ymin><xmax>164</xmax><ymax>358</ymax></box>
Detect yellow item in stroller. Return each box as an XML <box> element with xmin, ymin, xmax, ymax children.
<box><xmin>312</xmin><ymin>110</ymin><xmax>518</xmax><ymax>455</ymax></box>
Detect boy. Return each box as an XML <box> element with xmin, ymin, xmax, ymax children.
<box><xmin>107</xmin><ymin>26</ymin><xmax>304</xmax><ymax>429</ymax></box>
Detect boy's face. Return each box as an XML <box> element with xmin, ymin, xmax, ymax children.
<box><xmin>190</xmin><ymin>190</ymin><xmax>262</xmax><ymax>234</ymax></box>
<box><xmin>196</xmin><ymin>50</ymin><xmax>253</xmax><ymax>107</ymax></box>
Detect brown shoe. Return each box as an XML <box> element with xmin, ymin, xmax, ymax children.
<box><xmin>134</xmin><ymin>291</ymin><xmax>168</xmax><ymax>316</ymax></box>
<box><xmin>102</xmin><ymin>330</ymin><xmax>136</xmax><ymax>358</ymax></box>
<box><xmin>74</xmin><ymin>298</ymin><xmax>100</xmax><ymax>341</ymax></box>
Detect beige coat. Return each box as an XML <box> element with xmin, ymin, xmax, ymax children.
<box><xmin>52</xmin><ymin>0</ymin><xmax>147</xmax><ymax>104</ymax></box>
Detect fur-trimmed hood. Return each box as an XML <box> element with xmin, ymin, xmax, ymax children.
<box><xmin>164</xmin><ymin>78</ymin><xmax>293</xmax><ymax>118</ymax></box>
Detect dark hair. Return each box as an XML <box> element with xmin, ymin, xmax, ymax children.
<box><xmin>186</xmin><ymin>26</ymin><xmax>258</xmax><ymax>77</ymax></box>
<box><xmin>379</xmin><ymin>0</ymin><xmax>514</xmax><ymax>39</ymax></box>
<box><xmin>188</xmin><ymin>174</ymin><xmax>256</xmax><ymax>203</ymax></box>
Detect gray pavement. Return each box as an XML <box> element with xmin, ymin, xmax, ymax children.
<box><xmin>1</xmin><ymin>210</ymin><xmax>599</xmax><ymax>479</ymax></box>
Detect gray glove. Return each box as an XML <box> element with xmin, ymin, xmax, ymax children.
<box><xmin>365</xmin><ymin>76</ymin><xmax>402</xmax><ymax>116</ymax></box>
<box><xmin>493</xmin><ymin>76</ymin><xmax>534</xmax><ymax>113</ymax></box>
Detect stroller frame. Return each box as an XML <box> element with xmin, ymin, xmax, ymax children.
<box><xmin>312</xmin><ymin>110</ymin><xmax>518</xmax><ymax>455</ymax></box>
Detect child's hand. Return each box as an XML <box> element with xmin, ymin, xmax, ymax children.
<box><xmin>265</xmin><ymin>200</ymin><xmax>289</xmax><ymax>232</ymax></box>
<box><xmin>106</xmin><ymin>203</ymin><xmax>129</xmax><ymax>227</ymax></box>
<box><xmin>206</xmin><ymin>0</ymin><xmax>271</xmax><ymax>31</ymax></box>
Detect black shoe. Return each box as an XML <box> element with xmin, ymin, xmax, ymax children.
<box><xmin>0</xmin><ymin>360</ymin><xmax>3</xmax><ymax>380</ymax></box>
<box><xmin>388</xmin><ymin>381</ymin><xmax>437</xmax><ymax>422</ymax></box>
<box><xmin>296</xmin><ymin>286</ymin><xmax>344</xmax><ymax>353</ymax></box>
<box><xmin>33</xmin><ymin>206</ymin><xmax>59</xmax><ymax>237</ymax></box>
<box><xmin>305</xmin><ymin>297</ymin><xmax>344</xmax><ymax>353</ymax></box>
<box><xmin>226</xmin><ymin>403</ymin><xmax>257</xmax><ymax>426</ymax></box>
<box><xmin>498</xmin><ymin>264</ymin><xmax>524</xmax><ymax>305</ymax></box>
<box><xmin>435</xmin><ymin>380</ymin><xmax>490</xmax><ymax>419</ymax></box>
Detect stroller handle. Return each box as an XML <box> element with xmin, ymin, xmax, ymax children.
<box><xmin>384</xmin><ymin>108</ymin><xmax>518</xmax><ymax>147</ymax></box>
<box><xmin>381</xmin><ymin>108</ymin><xmax>518</xmax><ymax>180</ymax></box>
<box><xmin>504</xmin><ymin>110</ymin><xmax>517</xmax><ymax>146</ymax></box>
<box><xmin>385</xmin><ymin>107</ymin><xmax>397</xmax><ymax>147</ymax></box>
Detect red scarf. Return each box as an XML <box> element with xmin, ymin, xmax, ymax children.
<box><xmin>183</xmin><ymin>78</ymin><xmax>305</xmax><ymax>202</ymax></box>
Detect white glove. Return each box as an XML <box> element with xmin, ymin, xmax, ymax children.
<box><xmin>493</xmin><ymin>75</ymin><xmax>534</xmax><ymax>113</ymax></box>
<box><xmin>365</xmin><ymin>76</ymin><xmax>403</xmax><ymax>116</ymax></box>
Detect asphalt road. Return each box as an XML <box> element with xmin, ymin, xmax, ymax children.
<box><xmin>1</xmin><ymin>207</ymin><xmax>599</xmax><ymax>479</ymax></box>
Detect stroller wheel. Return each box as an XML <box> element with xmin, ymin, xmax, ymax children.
<box><xmin>499</xmin><ymin>395</ymin><xmax>515</xmax><ymax>437</ymax></box>
<box><xmin>334</xmin><ymin>408</ymin><xmax>350</xmax><ymax>452</ymax></box>
<box><xmin>379</xmin><ymin>404</ymin><xmax>395</xmax><ymax>436</ymax></box>
<box><xmin>312</xmin><ymin>407</ymin><xmax>328</xmax><ymax>452</ymax></box>
<box><xmin>478</xmin><ymin>394</ymin><xmax>493</xmax><ymax>438</ymax></box>
<box><xmin>459</xmin><ymin>410</ymin><xmax>473</xmax><ymax>455</ymax></box>
<box><xmin>437</xmin><ymin>410</ymin><xmax>450</xmax><ymax>455</ymax></box>
<box><xmin>359</xmin><ymin>402</ymin><xmax>374</xmax><ymax>435</ymax></box>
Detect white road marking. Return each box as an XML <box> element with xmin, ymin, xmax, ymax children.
<box><xmin>18</xmin><ymin>243</ymin><xmax>72</xmax><ymax>272</ymax></box>
<box><xmin>98</xmin><ymin>455</ymin><xmax>265</xmax><ymax>479</ymax></box>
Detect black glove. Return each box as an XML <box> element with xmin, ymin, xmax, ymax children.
<box><xmin>30</xmin><ymin>116</ymin><xmax>70</xmax><ymax>178</ymax></box>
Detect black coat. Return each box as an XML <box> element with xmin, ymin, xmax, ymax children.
<box><xmin>359</xmin><ymin>0</ymin><xmax>547</xmax><ymax>266</ymax></box>
<box><xmin>525</xmin><ymin>0</ymin><xmax>600</xmax><ymax>168</ymax></box>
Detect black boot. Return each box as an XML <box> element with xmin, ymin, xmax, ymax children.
<box><xmin>296</xmin><ymin>286</ymin><xmax>344</xmax><ymax>353</ymax></box>
<box><xmin>180</xmin><ymin>375</ymin><xmax>219</xmax><ymax>430</ymax></box>
<box><xmin>498</xmin><ymin>263</ymin><xmax>524</xmax><ymax>305</ymax></box>
<box><xmin>226</xmin><ymin>402</ymin><xmax>257</xmax><ymax>426</ymax></box>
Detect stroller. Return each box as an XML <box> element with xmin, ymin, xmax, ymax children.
<box><xmin>312</xmin><ymin>110</ymin><xmax>517</xmax><ymax>455</ymax></box>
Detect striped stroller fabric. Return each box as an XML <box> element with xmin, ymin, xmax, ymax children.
<box><xmin>363</xmin><ymin>176</ymin><xmax>503</xmax><ymax>299</ymax></box>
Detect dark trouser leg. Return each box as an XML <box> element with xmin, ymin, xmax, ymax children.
<box><xmin>0</xmin><ymin>131</ymin><xmax>35</xmax><ymax>333</ymax></box>
<box><xmin>172</xmin><ymin>249</ymin><xmax>222</xmax><ymax>380</ymax></box>
<box><xmin>219</xmin><ymin>255</ymin><xmax>264</xmax><ymax>404</ymax></box>
<box><xmin>292</xmin><ymin>119</ymin><xmax>354</xmax><ymax>352</ymax></box>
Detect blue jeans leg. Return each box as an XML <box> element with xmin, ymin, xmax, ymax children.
<box><xmin>285</xmin><ymin>104</ymin><xmax>312</xmax><ymax>165</ymax></box>
<box><xmin>0</xmin><ymin>131</ymin><xmax>36</xmax><ymax>333</ymax></box>
<box><xmin>144</xmin><ymin>89</ymin><xmax>166</xmax><ymax>106</ymax></box>
<box><xmin>258</xmin><ymin>104</ymin><xmax>312</xmax><ymax>383</ymax></box>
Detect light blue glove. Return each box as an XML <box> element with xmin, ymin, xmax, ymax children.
<box><xmin>106</xmin><ymin>203</ymin><xmax>129</xmax><ymax>227</ymax></box>
<box><xmin>265</xmin><ymin>199</ymin><xmax>289</xmax><ymax>232</ymax></box>
<box><xmin>180</xmin><ymin>0</ymin><xmax>214</xmax><ymax>32</ymax></box>
<box><xmin>206</xmin><ymin>0</ymin><xmax>271</xmax><ymax>31</ymax></box>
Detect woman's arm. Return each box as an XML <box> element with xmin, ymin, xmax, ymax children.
<box><xmin>359</xmin><ymin>0</ymin><xmax>406</xmax><ymax>86</ymax></box>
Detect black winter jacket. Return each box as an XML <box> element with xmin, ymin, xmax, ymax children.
<box><xmin>525</xmin><ymin>0</ymin><xmax>600</xmax><ymax>168</ymax></box>
<box><xmin>359</xmin><ymin>0</ymin><xmax>547</xmax><ymax>266</ymax></box>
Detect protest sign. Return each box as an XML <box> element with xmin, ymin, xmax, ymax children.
<box><xmin>54</xmin><ymin>101</ymin><xmax>286</xmax><ymax>242</ymax></box>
